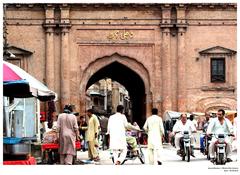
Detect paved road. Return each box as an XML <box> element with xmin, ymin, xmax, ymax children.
<box><xmin>76</xmin><ymin>143</ymin><xmax>238</xmax><ymax>166</ymax></box>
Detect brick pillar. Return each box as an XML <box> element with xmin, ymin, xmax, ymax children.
<box><xmin>44</xmin><ymin>5</ymin><xmax>55</xmax><ymax>91</ymax></box>
<box><xmin>112</xmin><ymin>81</ymin><xmax>119</xmax><ymax>113</ymax></box>
<box><xmin>160</xmin><ymin>5</ymin><xmax>173</xmax><ymax>114</ymax></box>
<box><xmin>161</xmin><ymin>27</ymin><xmax>172</xmax><ymax>113</ymax></box>
<box><xmin>60</xmin><ymin>5</ymin><xmax>71</xmax><ymax>108</ymax></box>
<box><xmin>60</xmin><ymin>27</ymin><xmax>70</xmax><ymax>107</ymax></box>
<box><xmin>177</xmin><ymin>27</ymin><xmax>187</xmax><ymax>112</ymax></box>
<box><xmin>45</xmin><ymin>27</ymin><xmax>55</xmax><ymax>90</ymax></box>
<box><xmin>146</xmin><ymin>92</ymin><xmax>153</xmax><ymax>118</ymax></box>
<box><xmin>176</xmin><ymin>5</ymin><xmax>188</xmax><ymax>112</ymax></box>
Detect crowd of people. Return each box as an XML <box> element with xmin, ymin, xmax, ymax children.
<box><xmin>41</xmin><ymin>104</ymin><xmax>236</xmax><ymax>165</ymax></box>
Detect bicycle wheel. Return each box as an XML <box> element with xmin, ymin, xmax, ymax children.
<box><xmin>138</xmin><ymin>148</ymin><xmax>145</xmax><ymax>164</ymax></box>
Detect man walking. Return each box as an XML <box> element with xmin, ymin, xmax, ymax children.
<box><xmin>57</xmin><ymin>104</ymin><xmax>79</xmax><ymax>165</ymax></box>
<box><xmin>86</xmin><ymin>109</ymin><xmax>100</xmax><ymax>161</ymax></box>
<box><xmin>143</xmin><ymin>108</ymin><xmax>164</xmax><ymax>165</ymax></box>
<box><xmin>107</xmin><ymin>105</ymin><xmax>129</xmax><ymax>165</ymax></box>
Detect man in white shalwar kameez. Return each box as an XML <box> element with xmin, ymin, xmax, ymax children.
<box><xmin>143</xmin><ymin>108</ymin><xmax>164</xmax><ymax>165</ymax></box>
<box><xmin>207</xmin><ymin>109</ymin><xmax>234</xmax><ymax>163</ymax></box>
<box><xmin>107</xmin><ymin>105</ymin><xmax>129</xmax><ymax>165</ymax></box>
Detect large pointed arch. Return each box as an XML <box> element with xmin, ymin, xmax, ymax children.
<box><xmin>80</xmin><ymin>52</ymin><xmax>151</xmax><ymax>93</ymax></box>
<box><xmin>79</xmin><ymin>52</ymin><xmax>152</xmax><ymax>126</ymax></box>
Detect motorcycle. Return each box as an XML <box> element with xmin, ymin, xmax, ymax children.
<box><xmin>110</xmin><ymin>131</ymin><xmax>145</xmax><ymax>165</ymax></box>
<box><xmin>210</xmin><ymin>133</ymin><xmax>233</xmax><ymax>165</ymax></box>
<box><xmin>178</xmin><ymin>131</ymin><xmax>193</xmax><ymax>162</ymax></box>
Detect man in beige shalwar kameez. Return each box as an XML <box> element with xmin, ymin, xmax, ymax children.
<box><xmin>86</xmin><ymin>109</ymin><xmax>100</xmax><ymax>161</ymax></box>
<box><xmin>57</xmin><ymin>105</ymin><xmax>79</xmax><ymax>165</ymax></box>
<box><xmin>143</xmin><ymin>108</ymin><xmax>164</xmax><ymax>165</ymax></box>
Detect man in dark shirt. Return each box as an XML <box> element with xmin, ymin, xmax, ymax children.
<box><xmin>99</xmin><ymin>115</ymin><xmax>109</xmax><ymax>150</ymax></box>
<box><xmin>200</xmin><ymin>112</ymin><xmax>211</xmax><ymax>153</ymax></box>
<box><xmin>78</xmin><ymin>116</ymin><xmax>88</xmax><ymax>151</ymax></box>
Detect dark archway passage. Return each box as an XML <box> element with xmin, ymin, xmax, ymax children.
<box><xmin>86</xmin><ymin>61</ymin><xmax>146</xmax><ymax>127</ymax></box>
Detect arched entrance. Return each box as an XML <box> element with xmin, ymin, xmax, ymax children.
<box><xmin>80</xmin><ymin>53</ymin><xmax>151</xmax><ymax>127</ymax></box>
<box><xmin>195</xmin><ymin>97</ymin><xmax>237</xmax><ymax>112</ymax></box>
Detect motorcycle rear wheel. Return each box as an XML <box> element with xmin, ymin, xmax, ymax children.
<box><xmin>138</xmin><ymin>148</ymin><xmax>145</xmax><ymax>164</ymax></box>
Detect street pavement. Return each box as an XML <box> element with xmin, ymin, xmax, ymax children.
<box><xmin>76</xmin><ymin>143</ymin><xmax>238</xmax><ymax>166</ymax></box>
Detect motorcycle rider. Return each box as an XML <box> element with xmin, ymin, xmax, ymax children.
<box><xmin>207</xmin><ymin>109</ymin><xmax>234</xmax><ymax>163</ymax></box>
<box><xmin>172</xmin><ymin>113</ymin><xmax>197</xmax><ymax>157</ymax></box>
<box><xmin>200</xmin><ymin>112</ymin><xmax>212</xmax><ymax>153</ymax></box>
<box><xmin>125</xmin><ymin>122</ymin><xmax>141</xmax><ymax>156</ymax></box>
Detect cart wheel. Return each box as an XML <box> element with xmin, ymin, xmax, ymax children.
<box><xmin>73</xmin><ymin>155</ymin><xmax>76</xmax><ymax>164</ymax></box>
<box><xmin>42</xmin><ymin>150</ymin><xmax>49</xmax><ymax>164</ymax></box>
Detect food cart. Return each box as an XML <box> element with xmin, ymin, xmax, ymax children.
<box><xmin>3</xmin><ymin>61</ymin><xmax>57</xmax><ymax>165</ymax></box>
<box><xmin>41</xmin><ymin>141</ymin><xmax>81</xmax><ymax>164</ymax></box>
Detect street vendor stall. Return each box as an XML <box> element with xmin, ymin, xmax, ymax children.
<box><xmin>41</xmin><ymin>141</ymin><xmax>81</xmax><ymax>164</ymax></box>
<box><xmin>3</xmin><ymin>156</ymin><xmax>37</xmax><ymax>165</ymax></box>
<box><xmin>3</xmin><ymin>61</ymin><xmax>56</xmax><ymax>100</ymax></box>
<box><xmin>3</xmin><ymin>61</ymin><xmax>57</xmax><ymax>165</ymax></box>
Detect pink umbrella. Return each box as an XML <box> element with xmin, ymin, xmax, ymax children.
<box><xmin>3</xmin><ymin>61</ymin><xmax>57</xmax><ymax>101</ymax></box>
